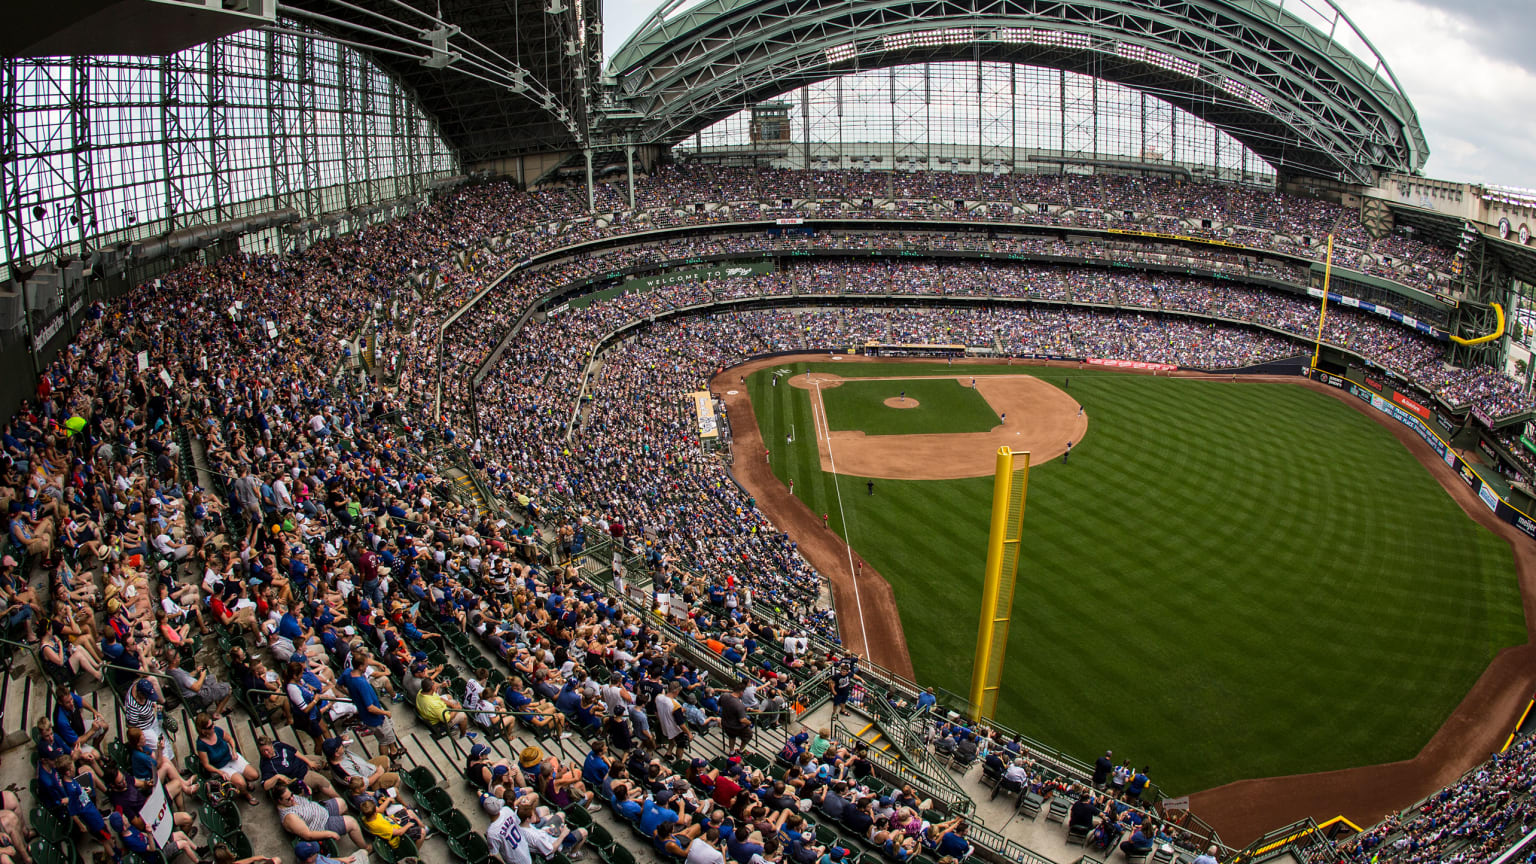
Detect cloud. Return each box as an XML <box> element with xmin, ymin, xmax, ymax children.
<box><xmin>1392</xmin><ymin>0</ymin><xmax>1536</xmax><ymax>76</ymax></box>
<box><xmin>1342</xmin><ymin>0</ymin><xmax>1536</xmax><ymax>187</ymax></box>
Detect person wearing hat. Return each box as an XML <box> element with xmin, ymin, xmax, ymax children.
<box><xmin>110</xmin><ymin>804</ymin><xmax>199</xmax><ymax>861</ymax></box>
<box><xmin>121</xmin><ymin>675</ymin><xmax>166</xmax><ymax>749</ymax></box>
<box><xmin>34</xmin><ymin>748</ymin><xmax>69</xmax><ymax>818</ymax></box>
<box><xmin>639</xmin><ymin>787</ymin><xmax>683</xmax><ymax>838</ymax></box>
<box><xmin>486</xmin><ymin>787</ymin><xmax>544</xmax><ymax>864</ymax></box>
<box><xmin>256</xmin><ymin>734</ymin><xmax>338</xmax><ymax>801</ymax></box>
<box><xmin>1092</xmin><ymin>750</ymin><xmax>1114</xmax><ymax>788</ymax></box>
<box><xmin>463</xmin><ymin>743</ymin><xmax>508</xmax><ymax>790</ymax></box>
<box><xmin>60</xmin><ymin>753</ymin><xmax>115</xmax><ymax>850</ymax></box>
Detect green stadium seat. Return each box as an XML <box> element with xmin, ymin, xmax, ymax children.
<box><xmin>447</xmin><ymin>830</ymin><xmax>492</xmax><ymax>864</ymax></box>
<box><xmin>372</xmin><ymin>833</ymin><xmax>420</xmax><ymax>864</ymax></box>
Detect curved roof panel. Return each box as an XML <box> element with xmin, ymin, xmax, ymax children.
<box><xmin>280</xmin><ymin>0</ymin><xmax>602</xmax><ymax>164</ymax></box>
<box><xmin>606</xmin><ymin>0</ymin><xmax>1429</xmax><ymax>183</ymax></box>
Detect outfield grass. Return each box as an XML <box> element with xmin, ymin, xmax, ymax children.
<box><xmin>821</xmin><ymin>376</ymin><xmax>999</xmax><ymax>436</ymax></box>
<box><xmin>748</xmin><ymin>361</ymin><xmax>1525</xmax><ymax>794</ymax></box>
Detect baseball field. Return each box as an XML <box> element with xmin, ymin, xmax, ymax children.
<box><xmin>737</xmin><ymin>358</ymin><xmax>1525</xmax><ymax>795</ymax></box>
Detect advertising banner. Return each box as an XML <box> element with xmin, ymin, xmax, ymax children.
<box><xmin>1458</xmin><ymin>461</ymin><xmax>1479</xmax><ymax>488</ymax></box>
<box><xmin>1479</xmin><ymin>439</ymin><xmax>1500</xmax><ymax>464</ymax></box>
<box><xmin>1087</xmin><ymin>358</ymin><xmax>1177</xmax><ymax>372</ymax></box>
<box><xmin>140</xmin><ymin>781</ymin><xmax>174</xmax><ymax>847</ymax></box>
<box><xmin>1479</xmin><ymin>482</ymin><xmax>1501</xmax><ymax>511</ymax></box>
<box><xmin>1503</xmin><ymin>505</ymin><xmax>1536</xmax><ymax>541</ymax></box>
<box><xmin>628</xmin><ymin>261</ymin><xmax>774</xmax><ymax>292</ymax></box>
<box><xmin>1392</xmin><ymin>392</ymin><xmax>1430</xmax><ymax>418</ymax></box>
<box><xmin>690</xmin><ymin>391</ymin><xmax>719</xmax><ymax>440</ymax></box>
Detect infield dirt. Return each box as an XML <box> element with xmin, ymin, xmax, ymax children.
<box><xmin>789</xmin><ymin>371</ymin><xmax>1086</xmax><ymax>479</ymax></box>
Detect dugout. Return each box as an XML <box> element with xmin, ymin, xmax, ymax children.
<box><xmin>863</xmin><ymin>341</ymin><xmax>966</xmax><ymax>358</ymax></box>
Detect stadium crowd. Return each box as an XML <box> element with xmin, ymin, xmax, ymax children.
<box><xmin>3</xmin><ymin>167</ymin><xmax>1536</xmax><ymax>864</ymax></box>
<box><xmin>1336</xmin><ymin>735</ymin><xmax>1536</xmax><ymax>864</ymax></box>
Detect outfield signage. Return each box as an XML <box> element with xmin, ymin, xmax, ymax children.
<box><xmin>1315</xmin><ymin>371</ymin><xmax>1346</xmax><ymax>389</ymax></box>
<box><xmin>1480</xmin><ymin>482</ymin><xmax>1502</xmax><ymax>511</ymax></box>
<box><xmin>1393</xmin><ymin>392</ymin><xmax>1431</xmax><ymax>419</ymax></box>
<box><xmin>1087</xmin><ymin>357</ymin><xmax>1176</xmax><ymax>372</ymax></box>
<box><xmin>1347</xmin><ymin>380</ymin><xmax>1536</xmax><ymax>540</ymax></box>
<box><xmin>690</xmin><ymin>391</ymin><xmax>719</xmax><ymax>440</ymax></box>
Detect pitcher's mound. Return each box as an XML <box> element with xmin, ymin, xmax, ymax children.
<box><xmin>884</xmin><ymin>397</ymin><xmax>919</xmax><ymax>409</ymax></box>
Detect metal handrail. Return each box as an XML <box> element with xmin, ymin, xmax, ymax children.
<box><xmin>828</xmin><ymin>718</ymin><xmax>973</xmax><ymax>818</ymax></box>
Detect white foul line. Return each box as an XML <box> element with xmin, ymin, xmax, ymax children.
<box><xmin>812</xmin><ymin>381</ymin><xmax>869</xmax><ymax>654</ymax></box>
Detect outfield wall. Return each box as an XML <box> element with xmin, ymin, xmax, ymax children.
<box><xmin>1311</xmin><ymin>368</ymin><xmax>1536</xmax><ymax>542</ymax></box>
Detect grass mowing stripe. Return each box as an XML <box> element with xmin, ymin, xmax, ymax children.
<box><xmin>747</xmin><ymin>364</ymin><xmax>1525</xmax><ymax>792</ymax></box>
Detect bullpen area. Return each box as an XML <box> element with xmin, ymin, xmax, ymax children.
<box><xmin>738</xmin><ymin>357</ymin><xmax>1524</xmax><ymax>796</ymax></box>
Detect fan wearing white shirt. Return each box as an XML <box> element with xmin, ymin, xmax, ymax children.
<box><xmin>686</xmin><ymin>827</ymin><xmax>727</xmax><ymax>864</ymax></box>
<box><xmin>486</xmin><ymin>794</ymin><xmax>533</xmax><ymax>864</ymax></box>
<box><xmin>520</xmin><ymin>803</ymin><xmax>586</xmax><ymax>859</ymax></box>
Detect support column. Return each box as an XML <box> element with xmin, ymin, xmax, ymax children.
<box><xmin>625</xmin><ymin>145</ymin><xmax>636</xmax><ymax>211</ymax></box>
<box><xmin>800</xmin><ymin>86</ymin><xmax>811</xmax><ymax>169</ymax></box>
<box><xmin>584</xmin><ymin>148</ymin><xmax>595</xmax><ymax>213</ymax></box>
<box><xmin>975</xmin><ymin>59</ymin><xmax>983</xmax><ymax>197</ymax></box>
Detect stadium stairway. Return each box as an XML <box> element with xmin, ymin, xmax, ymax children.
<box><xmin>445</xmin><ymin>465</ymin><xmax>493</xmax><ymax>518</ymax></box>
<box><xmin>850</xmin><ymin>719</ymin><xmax>898</xmax><ymax>757</ymax></box>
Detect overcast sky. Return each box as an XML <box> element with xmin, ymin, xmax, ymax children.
<box><xmin>601</xmin><ymin>0</ymin><xmax>1536</xmax><ymax>189</ymax></box>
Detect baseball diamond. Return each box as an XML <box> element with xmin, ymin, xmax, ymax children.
<box><xmin>789</xmin><ymin>372</ymin><xmax>1087</xmax><ymax>479</ymax></box>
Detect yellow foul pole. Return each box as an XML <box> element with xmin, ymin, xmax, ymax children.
<box><xmin>1312</xmin><ymin>234</ymin><xmax>1335</xmax><ymax>372</ymax></box>
<box><xmin>969</xmin><ymin>446</ymin><xmax>1030</xmax><ymax>722</ymax></box>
